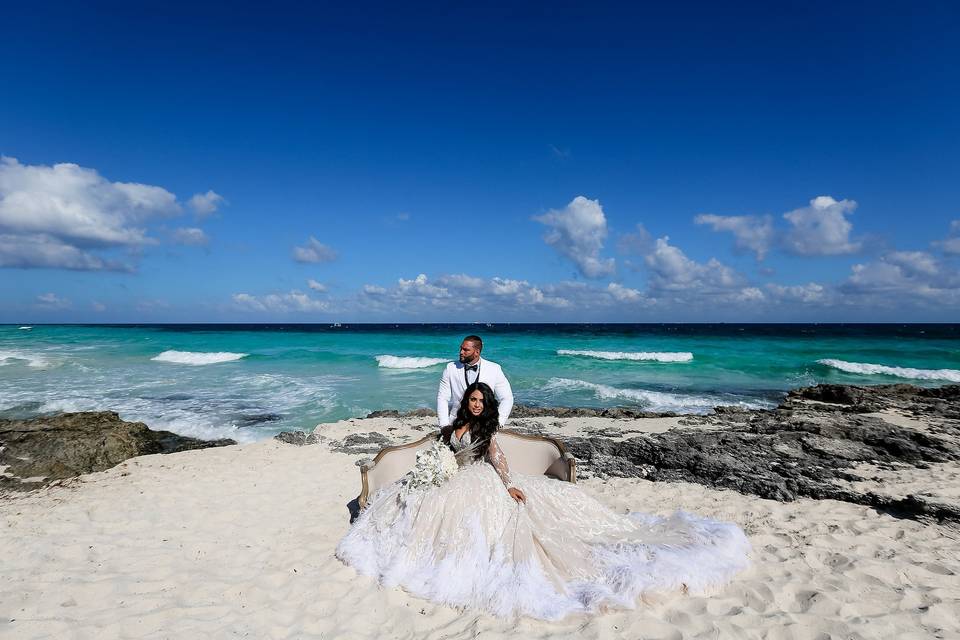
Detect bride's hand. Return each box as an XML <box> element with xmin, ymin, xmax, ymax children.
<box><xmin>507</xmin><ymin>487</ymin><xmax>526</xmax><ymax>504</ymax></box>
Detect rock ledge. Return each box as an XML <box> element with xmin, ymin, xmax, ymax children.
<box><xmin>0</xmin><ymin>411</ymin><xmax>235</xmax><ymax>492</ymax></box>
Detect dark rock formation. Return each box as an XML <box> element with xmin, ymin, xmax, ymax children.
<box><xmin>365</xmin><ymin>408</ymin><xmax>436</xmax><ymax>419</ymax></box>
<box><xmin>330</xmin><ymin>432</ymin><xmax>394</xmax><ymax>455</ymax></box>
<box><xmin>274</xmin><ymin>429</ymin><xmax>397</xmax><ymax>455</ymax></box>
<box><xmin>365</xmin><ymin>409</ymin><xmax>401</xmax><ymax>418</ymax></box>
<box><xmin>545</xmin><ymin>384</ymin><xmax>960</xmax><ymax>523</ymax></box>
<box><xmin>786</xmin><ymin>383</ymin><xmax>960</xmax><ymax>419</ymax></box>
<box><xmin>512</xmin><ymin>405</ymin><xmax>678</xmax><ymax>419</ymax></box>
<box><xmin>273</xmin><ymin>430</ymin><xmax>323</xmax><ymax>446</ymax></box>
<box><xmin>0</xmin><ymin>411</ymin><xmax>235</xmax><ymax>492</ymax></box>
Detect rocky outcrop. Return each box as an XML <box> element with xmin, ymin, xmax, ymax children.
<box><xmin>552</xmin><ymin>384</ymin><xmax>960</xmax><ymax>523</ymax></box>
<box><xmin>365</xmin><ymin>408</ymin><xmax>436</xmax><ymax>419</ymax></box>
<box><xmin>329</xmin><ymin>432</ymin><xmax>394</xmax><ymax>455</ymax></box>
<box><xmin>274</xmin><ymin>429</ymin><xmax>393</xmax><ymax>456</ymax></box>
<box><xmin>785</xmin><ymin>383</ymin><xmax>960</xmax><ymax>419</ymax></box>
<box><xmin>274</xmin><ymin>430</ymin><xmax>323</xmax><ymax>446</ymax></box>
<box><xmin>0</xmin><ymin>412</ymin><xmax>235</xmax><ymax>492</ymax></box>
<box><xmin>512</xmin><ymin>405</ymin><xmax>678</xmax><ymax>419</ymax></box>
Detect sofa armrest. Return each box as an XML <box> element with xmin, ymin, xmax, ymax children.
<box><xmin>563</xmin><ymin>452</ymin><xmax>577</xmax><ymax>484</ymax></box>
<box><xmin>357</xmin><ymin>459</ymin><xmax>377</xmax><ymax>509</ymax></box>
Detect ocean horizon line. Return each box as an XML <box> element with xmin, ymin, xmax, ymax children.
<box><xmin>8</xmin><ymin>322</ymin><xmax>960</xmax><ymax>327</ymax></box>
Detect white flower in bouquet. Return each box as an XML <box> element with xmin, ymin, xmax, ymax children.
<box><xmin>400</xmin><ymin>438</ymin><xmax>459</xmax><ymax>499</ymax></box>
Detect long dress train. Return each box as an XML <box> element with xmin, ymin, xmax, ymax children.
<box><xmin>336</xmin><ymin>430</ymin><xmax>750</xmax><ymax>620</ymax></box>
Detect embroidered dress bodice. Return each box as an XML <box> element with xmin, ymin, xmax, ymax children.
<box><xmin>450</xmin><ymin>428</ymin><xmax>515</xmax><ymax>490</ymax></box>
<box><xmin>450</xmin><ymin>428</ymin><xmax>471</xmax><ymax>449</ymax></box>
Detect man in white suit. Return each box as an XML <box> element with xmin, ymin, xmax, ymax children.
<box><xmin>437</xmin><ymin>335</ymin><xmax>514</xmax><ymax>427</ymax></box>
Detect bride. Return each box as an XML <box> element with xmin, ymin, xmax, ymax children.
<box><xmin>336</xmin><ymin>382</ymin><xmax>750</xmax><ymax>620</ymax></box>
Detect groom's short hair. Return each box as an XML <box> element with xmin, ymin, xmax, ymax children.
<box><xmin>463</xmin><ymin>335</ymin><xmax>483</xmax><ymax>351</ymax></box>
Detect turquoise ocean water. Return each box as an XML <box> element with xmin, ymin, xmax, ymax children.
<box><xmin>2</xmin><ymin>324</ymin><xmax>958</xmax><ymax>443</ymax></box>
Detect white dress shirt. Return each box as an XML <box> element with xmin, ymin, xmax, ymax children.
<box><xmin>436</xmin><ymin>357</ymin><xmax>514</xmax><ymax>427</ymax></box>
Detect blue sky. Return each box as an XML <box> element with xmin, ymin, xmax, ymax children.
<box><xmin>1</xmin><ymin>1</ymin><xmax>958</xmax><ymax>322</ymax></box>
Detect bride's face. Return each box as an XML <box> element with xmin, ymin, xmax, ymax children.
<box><xmin>467</xmin><ymin>390</ymin><xmax>484</xmax><ymax>417</ymax></box>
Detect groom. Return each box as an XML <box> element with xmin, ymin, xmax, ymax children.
<box><xmin>437</xmin><ymin>335</ymin><xmax>514</xmax><ymax>428</ymax></box>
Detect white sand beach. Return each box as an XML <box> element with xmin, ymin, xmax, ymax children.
<box><xmin>2</xmin><ymin>414</ymin><xmax>959</xmax><ymax>639</ymax></box>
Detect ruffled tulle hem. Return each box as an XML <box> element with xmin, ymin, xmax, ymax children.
<box><xmin>336</xmin><ymin>498</ymin><xmax>750</xmax><ymax>621</ymax></box>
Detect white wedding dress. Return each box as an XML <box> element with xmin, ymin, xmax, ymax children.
<box><xmin>336</xmin><ymin>430</ymin><xmax>750</xmax><ymax>620</ymax></box>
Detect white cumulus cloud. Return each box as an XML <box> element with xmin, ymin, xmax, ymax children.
<box><xmin>0</xmin><ymin>234</ymin><xmax>130</xmax><ymax>271</ymax></box>
<box><xmin>398</xmin><ymin>273</ymin><xmax>451</xmax><ymax>298</ymax></box>
<box><xmin>765</xmin><ymin>282</ymin><xmax>827</xmax><ymax>303</ymax></box>
<box><xmin>0</xmin><ymin>156</ymin><xmax>220</xmax><ymax>271</ymax></box>
<box><xmin>694</xmin><ymin>213</ymin><xmax>774</xmax><ymax>260</ymax></box>
<box><xmin>490</xmin><ymin>278</ymin><xmax>527</xmax><ymax>296</ymax></box>
<box><xmin>362</xmin><ymin>284</ymin><xmax>387</xmax><ymax>295</ymax></box>
<box><xmin>734</xmin><ymin>287</ymin><xmax>766</xmax><ymax>302</ymax></box>
<box><xmin>885</xmin><ymin>251</ymin><xmax>938</xmax><ymax>276</ymax></box>
<box><xmin>356</xmin><ymin>273</ymin><xmax>573</xmax><ymax>314</ymax></box>
<box><xmin>839</xmin><ymin>251</ymin><xmax>960</xmax><ymax>307</ymax></box>
<box><xmin>607</xmin><ymin>282</ymin><xmax>645</xmax><ymax>302</ymax></box>
<box><xmin>437</xmin><ymin>274</ymin><xmax>485</xmax><ymax>290</ymax></box>
<box><xmin>293</xmin><ymin>236</ymin><xmax>337</xmax><ymax>263</ymax></box>
<box><xmin>35</xmin><ymin>292</ymin><xmax>70</xmax><ymax>309</ymax></box>
<box><xmin>534</xmin><ymin>196</ymin><xmax>615</xmax><ymax>278</ymax></box>
<box><xmin>232</xmin><ymin>290</ymin><xmax>329</xmax><ymax>313</ymax></box>
<box><xmin>307</xmin><ymin>279</ymin><xmax>327</xmax><ymax>292</ymax></box>
<box><xmin>782</xmin><ymin>196</ymin><xmax>861</xmax><ymax>256</ymax></box>
<box><xmin>934</xmin><ymin>220</ymin><xmax>960</xmax><ymax>255</ymax></box>
<box><xmin>644</xmin><ymin>237</ymin><xmax>741</xmax><ymax>291</ymax></box>
<box><xmin>172</xmin><ymin>227</ymin><xmax>209</xmax><ymax>246</ymax></box>
<box><xmin>188</xmin><ymin>190</ymin><xmax>225</xmax><ymax>217</ymax></box>
<box><xmin>0</xmin><ymin>156</ymin><xmax>179</xmax><ymax>249</ymax></box>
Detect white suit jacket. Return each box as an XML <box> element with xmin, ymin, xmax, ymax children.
<box><xmin>436</xmin><ymin>357</ymin><xmax>514</xmax><ymax>427</ymax></box>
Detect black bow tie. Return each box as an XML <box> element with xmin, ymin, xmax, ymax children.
<box><xmin>465</xmin><ymin>364</ymin><xmax>478</xmax><ymax>372</ymax></box>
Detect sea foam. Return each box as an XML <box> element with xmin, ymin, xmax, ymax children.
<box><xmin>376</xmin><ymin>355</ymin><xmax>447</xmax><ymax>369</ymax></box>
<box><xmin>0</xmin><ymin>350</ymin><xmax>50</xmax><ymax>368</ymax></box>
<box><xmin>817</xmin><ymin>359</ymin><xmax>960</xmax><ymax>382</ymax></box>
<box><xmin>151</xmin><ymin>350</ymin><xmax>248</xmax><ymax>365</ymax></box>
<box><xmin>557</xmin><ymin>349</ymin><xmax>693</xmax><ymax>363</ymax></box>
<box><xmin>544</xmin><ymin>377</ymin><xmax>770</xmax><ymax>414</ymax></box>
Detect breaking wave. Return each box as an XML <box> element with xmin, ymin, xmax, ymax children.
<box><xmin>0</xmin><ymin>350</ymin><xmax>51</xmax><ymax>368</ymax></box>
<box><xmin>151</xmin><ymin>350</ymin><xmax>248</xmax><ymax>365</ymax></box>
<box><xmin>376</xmin><ymin>355</ymin><xmax>447</xmax><ymax>369</ymax></box>
<box><xmin>817</xmin><ymin>359</ymin><xmax>960</xmax><ymax>382</ymax></box>
<box><xmin>543</xmin><ymin>378</ymin><xmax>771</xmax><ymax>414</ymax></box>
<box><xmin>557</xmin><ymin>349</ymin><xmax>693</xmax><ymax>363</ymax></box>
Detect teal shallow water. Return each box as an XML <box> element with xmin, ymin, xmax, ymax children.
<box><xmin>1</xmin><ymin>324</ymin><xmax>958</xmax><ymax>442</ymax></box>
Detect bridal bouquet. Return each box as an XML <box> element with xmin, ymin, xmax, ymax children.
<box><xmin>399</xmin><ymin>438</ymin><xmax>459</xmax><ymax>499</ymax></box>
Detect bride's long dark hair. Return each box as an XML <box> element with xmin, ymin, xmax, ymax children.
<box><xmin>451</xmin><ymin>382</ymin><xmax>499</xmax><ymax>460</ymax></box>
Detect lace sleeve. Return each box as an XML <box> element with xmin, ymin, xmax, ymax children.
<box><xmin>486</xmin><ymin>433</ymin><xmax>516</xmax><ymax>490</ymax></box>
